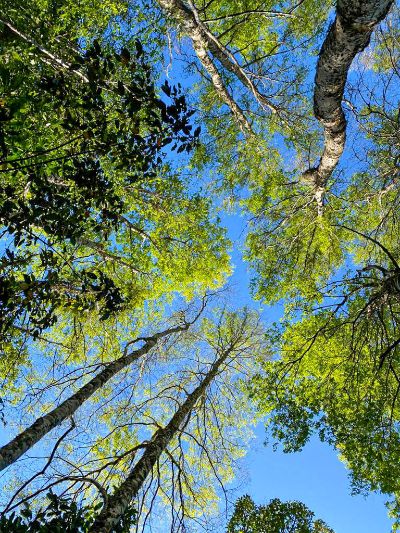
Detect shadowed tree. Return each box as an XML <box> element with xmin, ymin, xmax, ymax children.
<box><xmin>0</xmin><ymin>491</ymin><xmax>136</xmax><ymax>532</ymax></box>
<box><xmin>227</xmin><ymin>495</ymin><xmax>334</xmax><ymax>533</ymax></box>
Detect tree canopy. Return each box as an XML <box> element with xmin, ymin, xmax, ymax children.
<box><xmin>1</xmin><ymin>0</ymin><xmax>400</xmax><ymax>531</ymax></box>
<box><xmin>227</xmin><ymin>495</ymin><xmax>334</xmax><ymax>533</ymax></box>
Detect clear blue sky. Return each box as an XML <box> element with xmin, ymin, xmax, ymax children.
<box><xmin>223</xmin><ymin>211</ymin><xmax>394</xmax><ymax>533</ymax></box>
<box><xmin>241</xmin><ymin>429</ymin><xmax>393</xmax><ymax>533</ymax></box>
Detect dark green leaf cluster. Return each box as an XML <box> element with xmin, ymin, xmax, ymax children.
<box><xmin>0</xmin><ymin>492</ymin><xmax>136</xmax><ymax>532</ymax></box>
<box><xmin>0</xmin><ymin>21</ymin><xmax>200</xmax><ymax>338</ymax></box>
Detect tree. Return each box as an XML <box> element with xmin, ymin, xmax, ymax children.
<box><xmin>156</xmin><ymin>0</ymin><xmax>328</xmax><ymax>133</ymax></box>
<box><xmin>154</xmin><ymin>0</ymin><xmax>396</xmax><ymax>314</ymax></box>
<box><xmin>244</xmin><ymin>26</ymin><xmax>400</xmax><ymax>515</ymax></box>
<box><xmin>0</xmin><ymin>301</ymin><xmax>205</xmax><ymax>471</ymax></box>
<box><xmin>2</xmin><ymin>0</ymin><xmax>400</xmax><ymax>530</ymax></box>
<box><xmin>248</xmin><ymin>277</ymin><xmax>400</xmax><ymax>524</ymax></box>
<box><xmin>1</xmin><ymin>307</ymin><xmax>267</xmax><ymax>532</ymax></box>
<box><xmin>244</xmin><ymin>0</ymin><xmax>396</xmax><ymax>306</ymax></box>
<box><xmin>0</xmin><ymin>2</ymin><xmax>231</xmax><ymax>402</ymax></box>
<box><xmin>227</xmin><ymin>495</ymin><xmax>334</xmax><ymax>533</ymax></box>
<box><xmin>247</xmin><ymin>223</ymin><xmax>400</xmax><ymax>520</ymax></box>
<box><xmin>304</xmin><ymin>0</ymin><xmax>394</xmax><ymax>214</ymax></box>
<box><xmin>146</xmin><ymin>1</ymin><xmax>400</xmax><ymax>527</ymax></box>
<box><xmin>87</xmin><ymin>309</ymin><xmax>264</xmax><ymax>531</ymax></box>
<box><xmin>0</xmin><ymin>8</ymin><xmax>201</xmax><ymax>339</ymax></box>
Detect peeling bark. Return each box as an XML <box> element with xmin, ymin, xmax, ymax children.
<box><xmin>0</xmin><ymin>324</ymin><xmax>187</xmax><ymax>471</ymax></box>
<box><xmin>158</xmin><ymin>0</ymin><xmax>252</xmax><ymax>133</ymax></box>
<box><xmin>89</xmin><ymin>347</ymin><xmax>232</xmax><ymax>533</ymax></box>
<box><xmin>305</xmin><ymin>0</ymin><xmax>393</xmax><ymax>213</ymax></box>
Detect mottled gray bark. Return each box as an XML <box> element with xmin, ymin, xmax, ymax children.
<box><xmin>0</xmin><ymin>324</ymin><xmax>187</xmax><ymax>471</ymax></box>
<box><xmin>89</xmin><ymin>347</ymin><xmax>231</xmax><ymax>533</ymax></box>
<box><xmin>306</xmin><ymin>0</ymin><xmax>393</xmax><ymax>214</ymax></box>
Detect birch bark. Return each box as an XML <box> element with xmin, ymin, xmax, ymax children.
<box><xmin>306</xmin><ymin>0</ymin><xmax>394</xmax><ymax>214</ymax></box>
<box><xmin>158</xmin><ymin>0</ymin><xmax>253</xmax><ymax>133</ymax></box>
<box><xmin>158</xmin><ymin>0</ymin><xmax>278</xmax><ymax>134</ymax></box>
<box><xmin>0</xmin><ymin>324</ymin><xmax>187</xmax><ymax>471</ymax></box>
<box><xmin>89</xmin><ymin>346</ymin><xmax>233</xmax><ymax>532</ymax></box>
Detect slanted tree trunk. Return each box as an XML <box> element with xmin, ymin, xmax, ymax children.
<box><xmin>157</xmin><ymin>0</ymin><xmax>277</xmax><ymax>135</ymax></box>
<box><xmin>89</xmin><ymin>346</ymin><xmax>232</xmax><ymax>532</ymax></box>
<box><xmin>305</xmin><ymin>0</ymin><xmax>393</xmax><ymax>214</ymax></box>
<box><xmin>158</xmin><ymin>0</ymin><xmax>252</xmax><ymax>134</ymax></box>
<box><xmin>0</xmin><ymin>324</ymin><xmax>188</xmax><ymax>471</ymax></box>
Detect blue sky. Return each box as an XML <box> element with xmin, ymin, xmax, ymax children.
<box><xmin>1</xmin><ymin>6</ymin><xmax>397</xmax><ymax>530</ymax></box>
<box><xmin>0</xmin><ymin>212</ymin><xmax>393</xmax><ymax>532</ymax></box>
<box><xmin>197</xmin><ymin>15</ymin><xmax>400</xmax><ymax>529</ymax></box>
<box><xmin>223</xmin><ymin>211</ymin><xmax>394</xmax><ymax>533</ymax></box>
<box><xmin>243</xmin><ymin>429</ymin><xmax>393</xmax><ymax>533</ymax></box>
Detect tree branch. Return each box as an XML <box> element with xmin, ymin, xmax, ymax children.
<box><xmin>157</xmin><ymin>0</ymin><xmax>279</xmax><ymax>134</ymax></box>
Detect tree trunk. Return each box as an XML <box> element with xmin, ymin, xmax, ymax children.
<box><xmin>0</xmin><ymin>324</ymin><xmax>187</xmax><ymax>471</ymax></box>
<box><xmin>158</xmin><ymin>0</ymin><xmax>253</xmax><ymax>134</ymax></box>
<box><xmin>89</xmin><ymin>347</ymin><xmax>232</xmax><ymax>533</ymax></box>
<box><xmin>158</xmin><ymin>0</ymin><xmax>279</xmax><ymax>134</ymax></box>
<box><xmin>305</xmin><ymin>0</ymin><xmax>393</xmax><ymax>213</ymax></box>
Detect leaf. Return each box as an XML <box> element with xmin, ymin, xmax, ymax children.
<box><xmin>135</xmin><ymin>40</ymin><xmax>144</xmax><ymax>58</ymax></box>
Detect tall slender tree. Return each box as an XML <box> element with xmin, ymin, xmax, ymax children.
<box><xmin>0</xmin><ymin>302</ymin><xmax>205</xmax><ymax>471</ymax></box>
<box><xmin>89</xmin><ymin>309</ymin><xmax>263</xmax><ymax>532</ymax></box>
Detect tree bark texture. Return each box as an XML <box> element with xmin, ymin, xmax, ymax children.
<box><xmin>89</xmin><ymin>347</ymin><xmax>231</xmax><ymax>533</ymax></box>
<box><xmin>158</xmin><ymin>0</ymin><xmax>277</xmax><ymax>134</ymax></box>
<box><xmin>0</xmin><ymin>324</ymin><xmax>187</xmax><ymax>471</ymax></box>
<box><xmin>158</xmin><ymin>0</ymin><xmax>252</xmax><ymax>133</ymax></box>
<box><xmin>308</xmin><ymin>0</ymin><xmax>394</xmax><ymax>214</ymax></box>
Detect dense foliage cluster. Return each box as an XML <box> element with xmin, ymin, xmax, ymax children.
<box><xmin>227</xmin><ymin>495</ymin><xmax>334</xmax><ymax>533</ymax></box>
<box><xmin>0</xmin><ymin>492</ymin><xmax>136</xmax><ymax>532</ymax></box>
<box><xmin>0</xmin><ymin>11</ymin><xmax>201</xmax><ymax>339</ymax></box>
